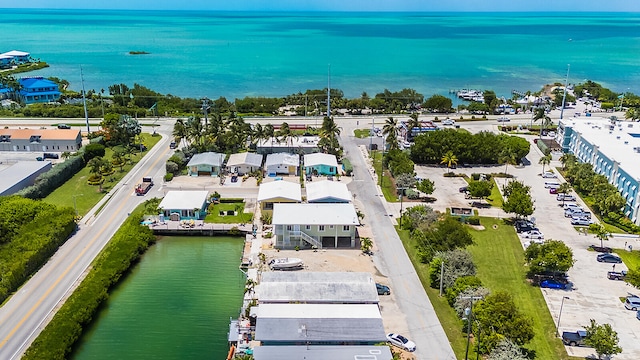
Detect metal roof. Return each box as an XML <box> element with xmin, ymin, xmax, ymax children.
<box><xmin>256</xmin><ymin>272</ymin><xmax>378</xmax><ymax>304</ymax></box>
<box><xmin>186</xmin><ymin>152</ymin><xmax>225</xmax><ymax>167</ymax></box>
<box><xmin>257</xmin><ymin>180</ymin><xmax>301</xmax><ymax>202</ymax></box>
<box><xmin>0</xmin><ymin>161</ymin><xmax>51</xmax><ymax>195</ymax></box>
<box><xmin>226</xmin><ymin>152</ymin><xmax>263</xmax><ymax>167</ymax></box>
<box><xmin>252</xmin><ymin>345</ymin><xmax>393</xmax><ymax>360</ymax></box>
<box><xmin>305</xmin><ymin>180</ymin><xmax>352</xmax><ymax>203</ymax></box>
<box><xmin>272</xmin><ymin>203</ymin><xmax>359</xmax><ymax>226</ymax></box>
<box><xmin>158</xmin><ymin>190</ymin><xmax>208</xmax><ymax>210</ymax></box>
<box><xmin>264</xmin><ymin>152</ymin><xmax>299</xmax><ymax>167</ymax></box>
<box><xmin>304</xmin><ymin>152</ymin><xmax>339</xmax><ymax>167</ymax></box>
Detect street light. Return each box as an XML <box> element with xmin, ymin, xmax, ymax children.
<box><xmin>556</xmin><ymin>296</ymin><xmax>570</xmax><ymax>336</ymax></box>
<box><xmin>560</xmin><ymin>64</ymin><xmax>570</xmax><ymax>120</ymax></box>
<box><xmin>397</xmin><ymin>187</ymin><xmax>406</xmax><ymax>227</ymax></box>
<box><xmin>462</xmin><ymin>295</ymin><xmax>483</xmax><ymax>360</ymax></box>
<box><xmin>72</xmin><ymin>194</ymin><xmax>84</xmax><ymax>217</ymax></box>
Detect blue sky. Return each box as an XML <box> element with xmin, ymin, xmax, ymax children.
<box><xmin>2</xmin><ymin>0</ymin><xmax>639</xmax><ymax>11</ymax></box>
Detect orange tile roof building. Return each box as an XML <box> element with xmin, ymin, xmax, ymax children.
<box><xmin>0</xmin><ymin>128</ymin><xmax>81</xmax><ymax>152</ymax></box>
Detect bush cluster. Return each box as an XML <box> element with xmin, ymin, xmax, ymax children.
<box><xmin>24</xmin><ymin>207</ymin><xmax>156</xmax><ymax>360</ymax></box>
<box><xmin>17</xmin><ymin>154</ymin><xmax>85</xmax><ymax>199</ymax></box>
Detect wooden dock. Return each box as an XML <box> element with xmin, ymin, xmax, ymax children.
<box><xmin>149</xmin><ymin>220</ymin><xmax>252</xmax><ymax>236</ymax></box>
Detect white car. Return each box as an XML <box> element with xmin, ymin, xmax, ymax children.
<box><xmin>542</xmin><ymin>172</ymin><xmax>557</xmax><ymax>179</ymax></box>
<box><xmin>525</xmin><ymin>239</ymin><xmax>545</xmax><ymax>248</ymax></box>
<box><xmin>442</xmin><ymin>119</ymin><xmax>455</xmax><ymax>126</ymax></box>
<box><xmin>571</xmin><ymin>217</ymin><xmax>592</xmax><ymax>226</ymax></box>
<box><xmin>497</xmin><ymin>116</ymin><xmax>511</xmax><ymax>122</ymax></box>
<box><xmin>387</xmin><ymin>333</ymin><xmax>416</xmax><ymax>352</ymax></box>
<box><xmin>563</xmin><ymin>203</ymin><xmax>581</xmax><ymax>210</ymax></box>
<box><xmin>556</xmin><ymin>194</ymin><xmax>576</xmax><ymax>202</ymax></box>
<box><xmin>522</xmin><ymin>230</ymin><xmax>544</xmax><ymax>239</ymax></box>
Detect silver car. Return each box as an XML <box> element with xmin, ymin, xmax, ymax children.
<box><xmin>387</xmin><ymin>333</ymin><xmax>416</xmax><ymax>352</ymax></box>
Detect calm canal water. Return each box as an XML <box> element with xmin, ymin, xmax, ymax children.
<box><xmin>72</xmin><ymin>236</ymin><xmax>245</xmax><ymax>360</ymax></box>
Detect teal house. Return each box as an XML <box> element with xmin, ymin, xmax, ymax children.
<box><xmin>187</xmin><ymin>152</ymin><xmax>226</xmax><ymax>176</ymax></box>
<box><xmin>303</xmin><ymin>153</ymin><xmax>339</xmax><ymax>176</ymax></box>
<box><xmin>158</xmin><ymin>190</ymin><xmax>209</xmax><ymax>221</ymax></box>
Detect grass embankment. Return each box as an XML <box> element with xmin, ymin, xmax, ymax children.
<box><xmin>23</xmin><ymin>207</ymin><xmax>156</xmax><ymax>360</ymax></box>
<box><xmin>354</xmin><ymin>128</ymin><xmax>371</xmax><ymax>139</ymax></box>
<box><xmin>614</xmin><ymin>249</ymin><xmax>640</xmax><ymax>269</ymax></box>
<box><xmin>3</xmin><ymin>61</ymin><xmax>49</xmax><ymax>75</ymax></box>
<box><xmin>44</xmin><ymin>134</ymin><xmax>161</xmax><ymax>215</ymax></box>
<box><xmin>204</xmin><ymin>201</ymin><xmax>252</xmax><ymax>224</ymax></box>
<box><xmin>398</xmin><ymin>218</ymin><xmax>576</xmax><ymax>359</ymax></box>
<box><xmin>371</xmin><ymin>150</ymin><xmax>397</xmax><ymax>202</ymax></box>
<box><xmin>486</xmin><ymin>178</ymin><xmax>504</xmax><ymax>208</ymax></box>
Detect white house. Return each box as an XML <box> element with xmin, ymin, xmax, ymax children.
<box><xmin>187</xmin><ymin>152</ymin><xmax>226</xmax><ymax>176</ymax></box>
<box><xmin>257</xmin><ymin>180</ymin><xmax>302</xmax><ymax>212</ymax></box>
<box><xmin>264</xmin><ymin>153</ymin><xmax>299</xmax><ymax>176</ymax></box>
<box><xmin>305</xmin><ymin>180</ymin><xmax>352</xmax><ymax>203</ymax></box>
<box><xmin>158</xmin><ymin>190</ymin><xmax>209</xmax><ymax>220</ymax></box>
<box><xmin>227</xmin><ymin>152</ymin><xmax>263</xmax><ymax>175</ymax></box>
<box><xmin>272</xmin><ymin>203</ymin><xmax>359</xmax><ymax>249</ymax></box>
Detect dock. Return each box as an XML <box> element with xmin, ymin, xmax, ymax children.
<box><xmin>148</xmin><ymin>220</ymin><xmax>252</xmax><ymax>236</ymax></box>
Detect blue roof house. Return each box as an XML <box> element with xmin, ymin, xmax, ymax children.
<box><xmin>18</xmin><ymin>77</ymin><xmax>61</xmax><ymax>104</ymax></box>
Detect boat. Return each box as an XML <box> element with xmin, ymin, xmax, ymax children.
<box><xmin>268</xmin><ymin>257</ymin><xmax>303</xmax><ymax>270</ymax></box>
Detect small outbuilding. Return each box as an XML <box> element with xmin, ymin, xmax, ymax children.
<box><xmin>158</xmin><ymin>190</ymin><xmax>209</xmax><ymax>220</ymax></box>
<box><xmin>257</xmin><ymin>180</ymin><xmax>301</xmax><ymax>212</ymax></box>
<box><xmin>187</xmin><ymin>152</ymin><xmax>225</xmax><ymax>177</ymax></box>
<box><xmin>305</xmin><ymin>180</ymin><xmax>351</xmax><ymax>203</ymax></box>
<box><xmin>304</xmin><ymin>153</ymin><xmax>339</xmax><ymax>176</ymax></box>
<box><xmin>264</xmin><ymin>153</ymin><xmax>299</xmax><ymax>176</ymax></box>
<box><xmin>226</xmin><ymin>152</ymin><xmax>263</xmax><ymax>175</ymax></box>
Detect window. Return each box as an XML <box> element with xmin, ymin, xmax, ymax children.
<box><xmin>343</xmin><ymin>225</ymin><xmax>350</xmax><ymax>231</ymax></box>
<box><xmin>305</xmin><ymin>225</ymin><xmax>311</xmax><ymax>230</ymax></box>
<box><xmin>286</xmin><ymin>225</ymin><xmax>292</xmax><ymax>231</ymax></box>
<box><xmin>329</xmin><ymin>225</ymin><xmax>334</xmax><ymax>229</ymax></box>
<box><xmin>318</xmin><ymin>225</ymin><xmax>325</xmax><ymax>231</ymax></box>
<box><xmin>264</xmin><ymin>202</ymin><xmax>274</xmax><ymax>210</ymax></box>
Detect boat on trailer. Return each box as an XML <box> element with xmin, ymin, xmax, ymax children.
<box><xmin>268</xmin><ymin>257</ymin><xmax>303</xmax><ymax>270</ymax></box>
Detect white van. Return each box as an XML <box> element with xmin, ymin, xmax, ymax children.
<box><xmin>544</xmin><ymin>182</ymin><xmax>560</xmax><ymax>189</ymax></box>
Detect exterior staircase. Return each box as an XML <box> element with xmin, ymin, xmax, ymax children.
<box><xmin>291</xmin><ymin>230</ymin><xmax>322</xmax><ymax>249</ymax></box>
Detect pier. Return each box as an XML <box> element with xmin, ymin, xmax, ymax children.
<box><xmin>148</xmin><ymin>220</ymin><xmax>253</xmax><ymax>236</ymax></box>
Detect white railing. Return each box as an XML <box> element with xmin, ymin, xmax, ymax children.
<box><xmin>289</xmin><ymin>230</ymin><xmax>322</xmax><ymax>249</ymax></box>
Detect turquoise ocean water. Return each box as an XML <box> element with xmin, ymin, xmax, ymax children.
<box><xmin>1</xmin><ymin>9</ymin><xmax>639</xmax><ymax>99</ymax></box>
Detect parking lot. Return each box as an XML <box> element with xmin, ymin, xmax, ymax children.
<box><xmin>400</xmin><ymin>133</ymin><xmax>640</xmax><ymax>358</ymax></box>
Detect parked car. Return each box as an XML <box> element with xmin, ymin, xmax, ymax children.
<box><xmin>496</xmin><ymin>116</ymin><xmax>511</xmax><ymax>122</ymax></box>
<box><xmin>57</xmin><ymin>123</ymin><xmax>71</xmax><ymax>129</ymax></box>
<box><xmin>459</xmin><ymin>186</ymin><xmax>468</xmax><ymax>193</ymax></box>
<box><xmin>442</xmin><ymin>119</ymin><xmax>455</xmax><ymax>126</ymax></box>
<box><xmin>571</xmin><ymin>218</ymin><xmax>592</xmax><ymax>226</ymax></box>
<box><xmin>540</xmin><ymin>279</ymin><xmax>569</xmax><ymax>289</ymax></box>
<box><xmin>522</xmin><ymin>230</ymin><xmax>544</xmax><ymax>239</ymax></box>
<box><xmin>548</xmin><ymin>131</ymin><xmax>556</xmax><ymax>137</ymax></box>
<box><xmin>387</xmin><ymin>333</ymin><xmax>416</xmax><ymax>352</ymax></box>
<box><xmin>557</xmin><ymin>194</ymin><xmax>576</xmax><ymax>202</ymax></box>
<box><xmin>515</xmin><ymin>220</ymin><xmax>537</xmax><ymax>233</ymax></box>
<box><xmin>525</xmin><ymin>239</ymin><xmax>544</xmax><ymax>248</ymax></box>
<box><xmin>376</xmin><ymin>283</ymin><xmax>391</xmax><ymax>295</ymax></box>
<box><xmin>563</xmin><ymin>203</ymin><xmax>581</xmax><ymax>210</ymax></box>
<box><xmin>542</xmin><ymin>172</ymin><xmax>557</xmax><ymax>178</ymax></box>
<box><xmin>607</xmin><ymin>271</ymin><xmax>627</xmax><ymax>280</ymax></box>
<box><xmin>564</xmin><ymin>208</ymin><xmax>585</xmax><ymax>217</ymax></box>
<box><xmin>636</xmin><ymin>310</ymin><xmax>640</xmax><ymax>320</ymax></box>
<box><xmin>562</xmin><ymin>330</ymin><xmax>587</xmax><ymax>346</ymax></box>
<box><xmin>544</xmin><ymin>182</ymin><xmax>560</xmax><ymax>189</ymax></box>
<box><xmin>169</xmin><ymin>141</ymin><xmax>177</xmax><ymax>149</ymax></box>
<box><xmin>597</xmin><ymin>253</ymin><xmax>622</xmax><ymax>263</ymax></box>
<box><xmin>625</xmin><ymin>296</ymin><xmax>640</xmax><ymax>311</ymax></box>
<box><xmin>549</xmin><ymin>188</ymin><xmax>558</xmax><ymax>194</ymax></box>
<box><xmin>43</xmin><ymin>153</ymin><xmax>59</xmax><ymax>159</ymax></box>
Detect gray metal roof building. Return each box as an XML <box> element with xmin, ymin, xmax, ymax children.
<box><xmin>252</xmin><ymin>345</ymin><xmax>393</xmax><ymax>360</ymax></box>
<box><xmin>254</xmin><ymin>303</ymin><xmax>386</xmax><ymax>346</ymax></box>
<box><xmin>256</xmin><ymin>272</ymin><xmax>379</xmax><ymax>304</ymax></box>
<box><xmin>0</xmin><ymin>161</ymin><xmax>51</xmax><ymax>196</ymax></box>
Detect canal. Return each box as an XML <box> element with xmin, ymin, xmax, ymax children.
<box><xmin>72</xmin><ymin>236</ymin><xmax>245</xmax><ymax>360</ymax></box>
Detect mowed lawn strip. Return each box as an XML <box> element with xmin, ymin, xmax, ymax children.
<box><xmin>204</xmin><ymin>202</ymin><xmax>252</xmax><ymax>224</ymax></box>
<box><xmin>467</xmin><ymin>217</ymin><xmax>570</xmax><ymax>360</ymax></box>
<box><xmin>614</xmin><ymin>249</ymin><xmax>640</xmax><ymax>269</ymax></box>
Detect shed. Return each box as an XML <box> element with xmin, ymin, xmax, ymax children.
<box><xmin>264</xmin><ymin>153</ymin><xmax>299</xmax><ymax>176</ymax></box>
<box><xmin>253</xmin><ymin>303</ymin><xmax>386</xmax><ymax>346</ymax></box>
<box><xmin>187</xmin><ymin>152</ymin><xmax>225</xmax><ymax>176</ymax></box>
<box><xmin>256</xmin><ymin>272</ymin><xmax>378</xmax><ymax>304</ymax></box>
<box><xmin>304</xmin><ymin>153</ymin><xmax>339</xmax><ymax>175</ymax></box>
<box><xmin>252</xmin><ymin>346</ymin><xmax>393</xmax><ymax>360</ymax></box>
<box><xmin>257</xmin><ymin>180</ymin><xmax>301</xmax><ymax>212</ymax></box>
<box><xmin>305</xmin><ymin>180</ymin><xmax>351</xmax><ymax>203</ymax></box>
<box><xmin>0</xmin><ymin>161</ymin><xmax>52</xmax><ymax>196</ymax></box>
<box><xmin>158</xmin><ymin>190</ymin><xmax>209</xmax><ymax>220</ymax></box>
<box><xmin>226</xmin><ymin>152</ymin><xmax>263</xmax><ymax>175</ymax></box>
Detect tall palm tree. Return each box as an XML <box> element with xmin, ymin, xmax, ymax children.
<box><xmin>559</xmin><ymin>153</ymin><xmax>577</xmax><ymax>170</ymax></box>
<box><xmin>499</xmin><ymin>149</ymin><xmax>517</xmax><ymax>175</ymax></box>
<box><xmin>382</xmin><ymin>117</ymin><xmax>399</xmax><ymax>151</ymax></box>
<box><xmin>440</xmin><ymin>151</ymin><xmax>458</xmax><ymax>173</ymax></box>
<box><xmin>277</xmin><ymin>122</ymin><xmax>297</xmax><ymax>152</ymax></box>
<box><xmin>251</xmin><ymin>123</ymin><xmax>265</xmax><ymax>147</ymax></box>
<box><xmin>532</xmin><ymin>107</ymin><xmax>552</xmax><ymax>138</ymax></box>
<box><xmin>172</xmin><ymin>118</ymin><xmax>188</xmax><ymax>147</ymax></box>
<box><xmin>407</xmin><ymin>113</ymin><xmax>420</xmax><ymax>141</ymax></box>
<box><xmin>539</xmin><ymin>155</ymin><xmax>552</xmax><ymax>174</ymax></box>
<box><xmin>319</xmin><ymin>116</ymin><xmax>342</xmax><ymax>154</ymax></box>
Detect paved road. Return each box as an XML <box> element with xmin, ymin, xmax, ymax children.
<box><xmin>338</xmin><ymin>118</ymin><xmax>456</xmax><ymax>359</ymax></box>
<box><xmin>0</xmin><ymin>123</ymin><xmax>174</xmax><ymax>359</ymax></box>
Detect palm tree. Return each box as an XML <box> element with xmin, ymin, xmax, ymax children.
<box><xmin>499</xmin><ymin>149</ymin><xmax>517</xmax><ymax>175</ymax></box>
<box><xmin>539</xmin><ymin>155</ymin><xmax>552</xmax><ymax>174</ymax></box>
<box><xmin>382</xmin><ymin>117</ymin><xmax>399</xmax><ymax>151</ymax></box>
<box><xmin>87</xmin><ymin>157</ymin><xmax>105</xmax><ymax>191</ymax></box>
<box><xmin>559</xmin><ymin>153</ymin><xmax>577</xmax><ymax>170</ymax></box>
<box><xmin>591</xmin><ymin>223</ymin><xmax>610</xmax><ymax>249</ymax></box>
<box><xmin>557</xmin><ymin>182</ymin><xmax>572</xmax><ymax>206</ymax></box>
<box><xmin>532</xmin><ymin>107</ymin><xmax>552</xmax><ymax>137</ymax></box>
<box><xmin>61</xmin><ymin>151</ymin><xmax>71</xmax><ymax>160</ymax></box>
<box><xmin>319</xmin><ymin>116</ymin><xmax>342</xmax><ymax>155</ymax></box>
<box><xmin>172</xmin><ymin>118</ymin><xmax>188</xmax><ymax>147</ymax></box>
<box><xmin>440</xmin><ymin>151</ymin><xmax>458</xmax><ymax>173</ymax></box>
<box><xmin>277</xmin><ymin>122</ymin><xmax>297</xmax><ymax>152</ymax></box>
<box><xmin>251</xmin><ymin>123</ymin><xmax>265</xmax><ymax>147</ymax></box>
<box><xmin>407</xmin><ymin>113</ymin><xmax>420</xmax><ymax>141</ymax></box>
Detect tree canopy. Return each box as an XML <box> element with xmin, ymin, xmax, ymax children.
<box><xmin>584</xmin><ymin>319</ymin><xmax>622</xmax><ymax>359</ymax></box>
<box><xmin>523</xmin><ymin>240</ymin><xmax>575</xmax><ymax>277</ymax></box>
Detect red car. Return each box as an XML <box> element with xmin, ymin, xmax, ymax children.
<box><xmin>549</xmin><ymin>188</ymin><xmax>558</xmax><ymax>194</ymax></box>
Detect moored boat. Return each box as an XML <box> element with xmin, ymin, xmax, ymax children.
<box><xmin>268</xmin><ymin>257</ymin><xmax>303</xmax><ymax>270</ymax></box>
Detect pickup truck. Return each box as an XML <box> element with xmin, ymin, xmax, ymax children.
<box><xmin>562</xmin><ymin>330</ymin><xmax>587</xmax><ymax>346</ymax></box>
<box><xmin>607</xmin><ymin>271</ymin><xmax>627</xmax><ymax>280</ymax></box>
<box><xmin>135</xmin><ymin>177</ymin><xmax>154</xmax><ymax>195</ymax></box>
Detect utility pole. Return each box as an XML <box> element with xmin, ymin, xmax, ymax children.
<box><xmin>80</xmin><ymin>66</ymin><xmax>89</xmax><ymax>134</ymax></box>
<box><xmin>327</xmin><ymin>64</ymin><xmax>331</xmax><ymax>118</ymax></box>
<box><xmin>560</xmin><ymin>64</ymin><xmax>570</xmax><ymax>120</ymax></box>
<box><xmin>461</xmin><ymin>296</ymin><xmax>483</xmax><ymax>360</ymax></box>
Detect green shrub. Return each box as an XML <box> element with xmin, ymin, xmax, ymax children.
<box><xmin>342</xmin><ymin>158</ymin><xmax>353</xmax><ymax>176</ymax></box>
<box><xmin>83</xmin><ymin>143</ymin><xmax>106</xmax><ymax>161</ymax></box>
<box><xmin>467</xmin><ymin>217</ymin><xmax>481</xmax><ymax>225</ymax></box>
<box><xmin>164</xmin><ymin>173</ymin><xmax>174</xmax><ymax>182</ymax></box>
<box><xmin>406</xmin><ymin>189</ymin><xmax>420</xmax><ymax>200</ymax></box>
<box><xmin>219</xmin><ymin>198</ymin><xmax>244</xmax><ymax>203</ymax></box>
<box><xmin>17</xmin><ymin>154</ymin><xmax>86</xmax><ymax>199</ymax></box>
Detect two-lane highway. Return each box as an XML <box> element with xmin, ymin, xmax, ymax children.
<box><xmin>0</xmin><ymin>125</ymin><xmax>173</xmax><ymax>359</ymax></box>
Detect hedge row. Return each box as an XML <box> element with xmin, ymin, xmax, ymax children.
<box><xmin>0</xmin><ymin>197</ymin><xmax>77</xmax><ymax>303</ymax></box>
<box><xmin>23</xmin><ymin>208</ymin><xmax>156</xmax><ymax>360</ymax></box>
<box><xmin>17</xmin><ymin>155</ymin><xmax>85</xmax><ymax>199</ymax></box>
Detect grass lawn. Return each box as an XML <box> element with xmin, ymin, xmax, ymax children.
<box><xmin>614</xmin><ymin>249</ymin><xmax>640</xmax><ymax>269</ymax></box>
<box><xmin>486</xmin><ymin>178</ymin><xmax>504</xmax><ymax>208</ymax></box>
<box><xmin>371</xmin><ymin>151</ymin><xmax>397</xmax><ymax>202</ymax></box>
<box><xmin>466</xmin><ymin>217</ymin><xmax>571</xmax><ymax>359</ymax></box>
<box><xmin>353</xmin><ymin>128</ymin><xmax>371</xmax><ymax>139</ymax></box>
<box><xmin>204</xmin><ymin>202</ymin><xmax>252</xmax><ymax>224</ymax></box>
<box><xmin>43</xmin><ymin>134</ymin><xmax>161</xmax><ymax>215</ymax></box>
